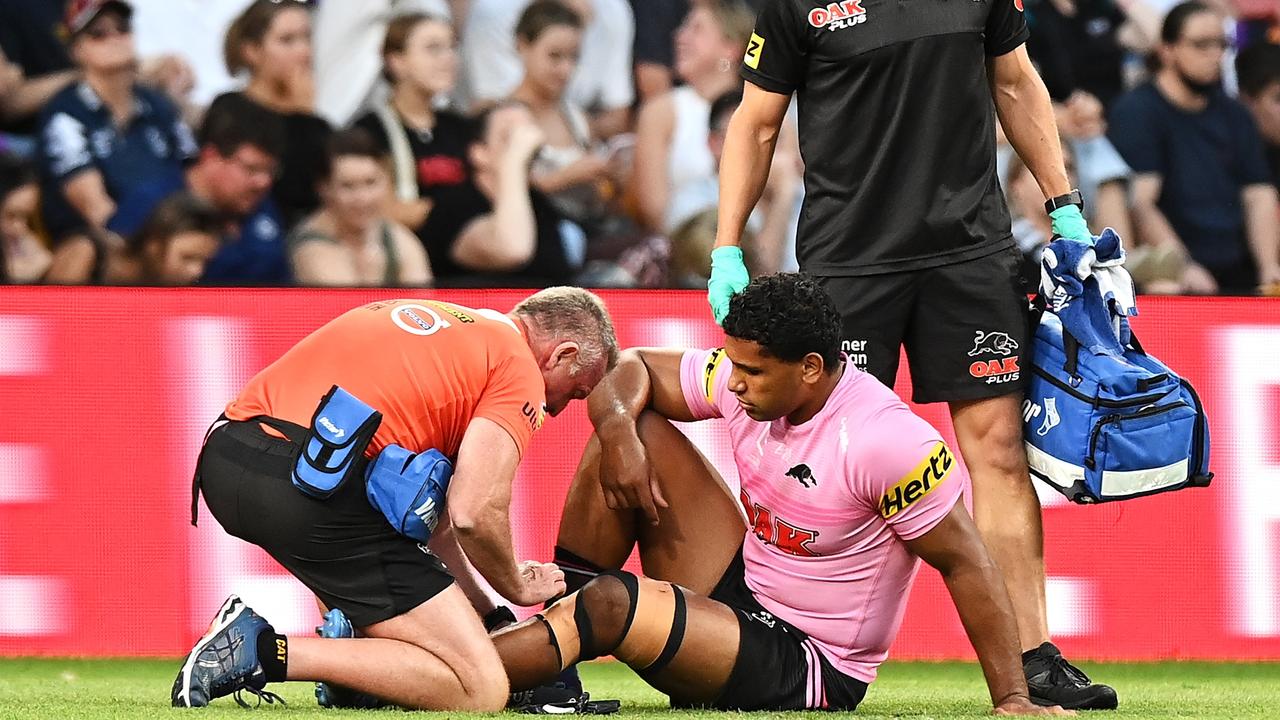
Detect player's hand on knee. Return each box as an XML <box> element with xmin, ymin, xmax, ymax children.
<box><xmin>993</xmin><ymin>696</ymin><xmax>1075</xmax><ymax>716</ymax></box>
<box><xmin>513</xmin><ymin>561</ymin><xmax>567</xmax><ymax>606</ymax></box>
<box><xmin>599</xmin><ymin>433</ymin><xmax>667</xmax><ymax>525</ymax></box>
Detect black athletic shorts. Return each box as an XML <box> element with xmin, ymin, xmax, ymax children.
<box><xmin>674</xmin><ymin>550</ymin><xmax>868</xmax><ymax>711</ymax></box>
<box><xmin>195</xmin><ymin>419</ymin><xmax>454</xmax><ymax>627</ymax></box>
<box><xmin>816</xmin><ymin>245</ymin><xmax>1031</xmax><ymax>404</ymax></box>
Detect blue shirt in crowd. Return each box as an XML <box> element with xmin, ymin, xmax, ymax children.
<box><xmin>200</xmin><ymin>199</ymin><xmax>292</xmax><ymax>286</ymax></box>
<box><xmin>1107</xmin><ymin>83</ymin><xmax>1271</xmax><ymax>278</ymax></box>
<box><xmin>36</xmin><ymin>82</ymin><xmax>196</xmax><ymax>239</ymax></box>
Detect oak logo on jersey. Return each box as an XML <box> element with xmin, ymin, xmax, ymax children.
<box><xmin>740</xmin><ymin>488</ymin><xmax>820</xmax><ymax>556</ymax></box>
<box><xmin>703</xmin><ymin>349</ymin><xmax>726</xmax><ymax>403</ymax></box>
<box><xmin>879</xmin><ymin>441</ymin><xmax>953</xmax><ymax>519</ymax></box>
<box><xmin>786</xmin><ymin>463</ymin><xmax>817</xmax><ymax>488</ymax></box>
<box><xmin>744</xmin><ymin>32</ymin><xmax>764</xmax><ymax>69</ymax></box>
<box><xmin>808</xmin><ymin>1</ymin><xmax>867</xmax><ymax>31</ymax></box>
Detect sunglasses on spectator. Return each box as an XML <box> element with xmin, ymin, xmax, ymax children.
<box><xmin>1182</xmin><ymin>36</ymin><xmax>1231</xmax><ymax>51</ymax></box>
<box><xmin>82</xmin><ymin>20</ymin><xmax>132</xmax><ymax>41</ymax></box>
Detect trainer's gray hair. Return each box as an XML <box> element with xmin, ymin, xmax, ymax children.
<box><xmin>513</xmin><ymin>287</ymin><xmax>619</xmax><ymax>372</ymax></box>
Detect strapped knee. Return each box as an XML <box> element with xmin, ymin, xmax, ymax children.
<box><xmin>535</xmin><ymin>571</ymin><xmax>686</xmax><ymax>675</ymax></box>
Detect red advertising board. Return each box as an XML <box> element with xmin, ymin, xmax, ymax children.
<box><xmin>0</xmin><ymin>287</ymin><xmax>1277</xmax><ymax>660</ymax></box>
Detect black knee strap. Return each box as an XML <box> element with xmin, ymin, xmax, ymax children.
<box><xmin>603</xmin><ymin>570</ymin><xmax>640</xmax><ymax>642</ymax></box>
<box><xmin>532</xmin><ymin>614</ymin><xmax>564</xmax><ymax>669</ymax></box>
<box><xmin>639</xmin><ymin>586</ymin><xmax>687</xmax><ymax>678</ymax></box>
<box><xmin>574</xmin><ymin>590</ymin><xmax>597</xmax><ymax>659</ymax></box>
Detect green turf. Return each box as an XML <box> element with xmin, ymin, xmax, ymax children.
<box><xmin>0</xmin><ymin>658</ymin><xmax>1276</xmax><ymax>719</ymax></box>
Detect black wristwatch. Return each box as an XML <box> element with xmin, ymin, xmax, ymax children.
<box><xmin>1044</xmin><ymin>189</ymin><xmax>1084</xmax><ymax>215</ymax></box>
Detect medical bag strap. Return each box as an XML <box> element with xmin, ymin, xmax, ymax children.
<box><xmin>1062</xmin><ymin>326</ymin><xmax>1081</xmax><ymax>381</ymax></box>
<box><xmin>191</xmin><ymin>413</ymin><xmax>229</xmax><ymax>527</ymax></box>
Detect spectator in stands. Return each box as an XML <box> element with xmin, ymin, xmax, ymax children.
<box><xmin>461</xmin><ymin>0</ymin><xmax>634</xmax><ymax>140</ymax></box>
<box><xmin>95</xmin><ymin>192</ymin><xmax>223</xmax><ymax>285</ymax></box>
<box><xmin>511</xmin><ymin>1</ymin><xmax>615</xmax><ymax>233</ymax></box>
<box><xmin>0</xmin><ymin>153</ymin><xmax>50</xmax><ymax>284</ymax></box>
<box><xmin>43</xmin><ymin>95</ymin><xmax>288</xmax><ymax>285</ymax></box>
<box><xmin>629</xmin><ymin>0</ymin><xmax>689</xmax><ymax>102</ymax></box>
<box><xmin>1109</xmin><ymin>0</ymin><xmax>1280</xmax><ymax>294</ymax></box>
<box><xmin>632</xmin><ymin>0</ymin><xmax>753</xmax><ymax>235</ymax></box>
<box><xmin>36</xmin><ymin>0</ymin><xmax>197</xmax><ymax>249</ymax></box>
<box><xmin>211</xmin><ymin>0</ymin><xmax>331</xmax><ymax>228</ymax></box>
<box><xmin>313</xmin><ymin>0</ymin><xmax>453</xmax><ymax>127</ymax></box>
<box><xmin>190</xmin><ymin>94</ymin><xmax>290</xmax><ymax>285</ymax></box>
<box><xmin>289</xmin><ymin>129</ymin><xmax>432</xmax><ymax>287</ymax></box>
<box><xmin>1236</xmin><ymin>42</ymin><xmax>1280</xmax><ymax>190</ymax></box>
<box><xmin>354</xmin><ymin>12</ymin><xmax>472</xmax><ymax>241</ymax></box>
<box><xmin>418</xmin><ymin>103</ymin><xmax>576</xmax><ymax>287</ymax></box>
<box><xmin>1026</xmin><ymin>0</ymin><xmax>1128</xmax><ymax>107</ymax></box>
<box><xmin>0</xmin><ymin>0</ymin><xmax>77</xmax><ymax>150</ymax></box>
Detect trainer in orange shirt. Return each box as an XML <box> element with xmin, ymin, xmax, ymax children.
<box><xmin>174</xmin><ymin>287</ymin><xmax>618</xmax><ymax>712</ymax></box>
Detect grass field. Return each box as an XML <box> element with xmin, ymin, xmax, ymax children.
<box><xmin>0</xmin><ymin>658</ymin><xmax>1277</xmax><ymax>719</ymax></box>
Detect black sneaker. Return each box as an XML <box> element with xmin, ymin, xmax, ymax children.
<box><xmin>509</xmin><ymin>684</ymin><xmax>621</xmax><ymax>714</ymax></box>
<box><xmin>1023</xmin><ymin>641</ymin><xmax>1118</xmax><ymax>710</ymax></box>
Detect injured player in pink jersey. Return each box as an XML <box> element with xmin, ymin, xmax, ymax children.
<box><xmin>491</xmin><ymin>273</ymin><xmax>1072</xmax><ymax>716</ymax></box>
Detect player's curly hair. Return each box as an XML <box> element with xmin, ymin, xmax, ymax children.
<box><xmin>722</xmin><ymin>273</ymin><xmax>842</xmax><ymax>370</ymax></box>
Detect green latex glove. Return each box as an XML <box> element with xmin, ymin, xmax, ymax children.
<box><xmin>707</xmin><ymin>246</ymin><xmax>750</xmax><ymax>325</ymax></box>
<box><xmin>1049</xmin><ymin>205</ymin><xmax>1094</xmax><ymax>244</ymax></box>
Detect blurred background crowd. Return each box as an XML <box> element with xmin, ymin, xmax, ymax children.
<box><xmin>0</xmin><ymin>0</ymin><xmax>1278</xmax><ymax>294</ymax></box>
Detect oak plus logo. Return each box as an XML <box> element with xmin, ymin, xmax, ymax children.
<box><xmin>808</xmin><ymin>1</ymin><xmax>867</xmax><ymax>31</ymax></box>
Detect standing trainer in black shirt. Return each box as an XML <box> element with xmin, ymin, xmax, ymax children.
<box><xmin>708</xmin><ymin>0</ymin><xmax>1117</xmax><ymax>711</ymax></box>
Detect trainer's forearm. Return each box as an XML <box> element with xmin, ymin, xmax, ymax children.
<box><xmin>452</xmin><ymin>496</ymin><xmax>524</xmax><ymax>603</ymax></box>
<box><xmin>942</xmin><ymin>559</ymin><xmax>1030</xmax><ymax>707</ymax></box>
<box><xmin>991</xmin><ymin>55</ymin><xmax>1072</xmax><ymax>201</ymax></box>
<box><xmin>715</xmin><ymin>108</ymin><xmax>781</xmax><ymax>250</ymax></box>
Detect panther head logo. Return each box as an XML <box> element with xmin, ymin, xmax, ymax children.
<box><xmin>786</xmin><ymin>464</ymin><xmax>817</xmax><ymax>488</ymax></box>
<box><xmin>968</xmin><ymin>330</ymin><xmax>1020</xmax><ymax>357</ymax></box>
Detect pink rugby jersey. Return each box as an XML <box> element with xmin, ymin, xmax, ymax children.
<box><xmin>679</xmin><ymin>349</ymin><xmax>969</xmax><ymax>684</ymax></box>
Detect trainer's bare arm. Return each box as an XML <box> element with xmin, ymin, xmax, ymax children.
<box><xmin>988</xmin><ymin>46</ymin><xmax>1073</xmax><ymax>202</ymax></box>
<box><xmin>587</xmin><ymin>348</ymin><xmax>697</xmax><ymax>524</ymax></box>
<box><xmin>906</xmin><ymin>503</ymin><xmax>1071</xmax><ymax>716</ymax></box>
<box><xmin>715</xmin><ymin>83</ymin><xmax>792</xmax><ymax>253</ymax></box>
<box><xmin>448</xmin><ymin>417</ymin><xmax>566</xmax><ymax>606</ymax></box>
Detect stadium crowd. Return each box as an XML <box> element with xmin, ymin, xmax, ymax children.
<box><xmin>0</xmin><ymin>0</ymin><xmax>1278</xmax><ymax>293</ymax></box>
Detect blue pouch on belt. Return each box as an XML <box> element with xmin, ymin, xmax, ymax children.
<box><xmin>293</xmin><ymin>385</ymin><xmax>382</xmax><ymax>499</ymax></box>
<box><xmin>364</xmin><ymin>445</ymin><xmax>454</xmax><ymax>543</ymax></box>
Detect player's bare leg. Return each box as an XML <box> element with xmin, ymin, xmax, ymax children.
<box><xmin>556</xmin><ymin>410</ymin><xmax>745</xmax><ymax>594</ymax></box>
<box><xmin>951</xmin><ymin>393</ymin><xmax>1117</xmax><ymax>710</ymax></box>
<box><xmin>285</xmin><ymin>584</ymin><xmax>508</xmax><ymax>710</ymax></box>
<box><xmin>949</xmin><ymin>394</ymin><xmax>1048</xmax><ymax>650</ymax></box>
<box><xmin>494</xmin><ymin>573</ymin><xmax>741</xmax><ymax>704</ymax></box>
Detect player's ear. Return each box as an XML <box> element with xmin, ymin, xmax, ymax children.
<box><xmin>801</xmin><ymin>352</ymin><xmax>825</xmax><ymax>384</ymax></box>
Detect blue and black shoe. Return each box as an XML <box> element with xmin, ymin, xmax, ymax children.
<box><xmin>314</xmin><ymin>608</ymin><xmax>384</xmax><ymax>710</ymax></box>
<box><xmin>171</xmin><ymin>595</ymin><xmax>285</xmax><ymax>708</ymax></box>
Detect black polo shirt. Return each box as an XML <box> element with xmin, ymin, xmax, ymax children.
<box><xmin>743</xmin><ymin>0</ymin><xmax>1029</xmax><ymax>275</ymax></box>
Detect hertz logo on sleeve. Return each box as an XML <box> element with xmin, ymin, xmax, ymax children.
<box><xmin>703</xmin><ymin>349</ymin><xmax>726</xmax><ymax>403</ymax></box>
<box><xmin>879</xmin><ymin>442</ymin><xmax>954</xmax><ymax>519</ymax></box>
<box><xmin>744</xmin><ymin>33</ymin><xmax>764</xmax><ymax>69</ymax></box>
